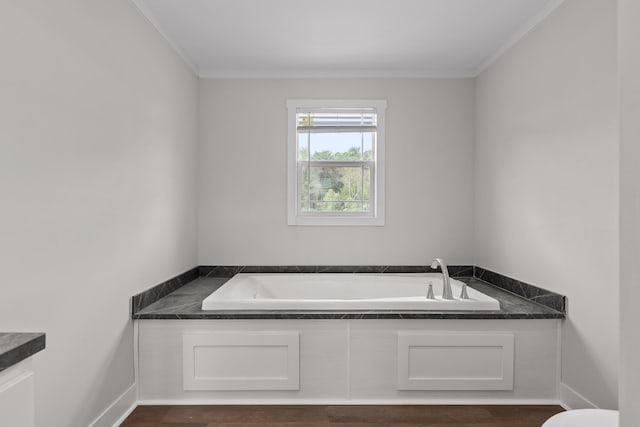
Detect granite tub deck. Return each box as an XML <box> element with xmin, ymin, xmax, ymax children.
<box><xmin>132</xmin><ymin>276</ymin><xmax>565</xmax><ymax>320</ymax></box>
<box><xmin>0</xmin><ymin>333</ymin><xmax>46</xmax><ymax>371</ymax></box>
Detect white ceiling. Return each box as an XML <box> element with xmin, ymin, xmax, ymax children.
<box><xmin>131</xmin><ymin>0</ymin><xmax>565</xmax><ymax>78</ymax></box>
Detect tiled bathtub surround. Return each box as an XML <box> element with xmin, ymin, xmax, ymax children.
<box><xmin>474</xmin><ymin>267</ymin><xmax>566</xmax><ymax>313</ymax></box>
<box><xmin>131</xmin><ymin>267</ymin><xmax>199</xmax><ymax>314</ymax></box>
<box><xmin>0</xmin><ymin>333</ymin><xmax>46</xmax><ymax>371</ymax></box>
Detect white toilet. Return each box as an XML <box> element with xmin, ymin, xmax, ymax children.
<box><xmin>542</xmin><ymin>409</ymin><xmax>619</xmax><ymax>427</ymax></box>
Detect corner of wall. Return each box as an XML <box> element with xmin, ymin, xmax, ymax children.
<box><xmin>559</xmin><ymin>382</ymin><xmax>598</xmax><ymax>410</ymax></box>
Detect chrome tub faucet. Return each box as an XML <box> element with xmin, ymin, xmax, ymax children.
<box><xmin>431</xmin><ymin>258</ymin><xmax>454</xmax><ymax>300</ymax></box>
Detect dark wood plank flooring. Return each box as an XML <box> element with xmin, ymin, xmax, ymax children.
<box><xmin>121</xmin><ymin>405</ymin><xmax>564</xmax><ymax>427</ymax></box>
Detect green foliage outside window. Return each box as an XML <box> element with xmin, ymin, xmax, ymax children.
<box><xmin>299</xmin><ymin>146</ymin><xmax>372</xmax><ymax>212</ymax></box>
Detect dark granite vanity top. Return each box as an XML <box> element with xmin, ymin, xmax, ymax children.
<box><xmin>0</xmin><ymin>333</ymin><xmax>46</xmax><ymax>371</ymax></box>
<box><xmin>133</xmin><ymin>276</ymin><xmax>565</xmax><ymax>320</ymax></box>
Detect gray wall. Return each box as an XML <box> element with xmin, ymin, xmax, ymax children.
<box><xmin>198</xmin><ymin>79</ymin><xmax>475</xmax><ymax>265</ymax></box>
<box><xmin>619</xmin><ymin>0</ymin><xmax>640</xmax><ymax>424</ymax></box>
<box><xmin>1</xmin><ymin>0</ymin><xmax>627</xmax><ymax>423</ymax></box>
<box><xmin>0</xmin><ymin>1</ymin><xmax>198</xmax><ymax>426</ymax></box>
<box><xmin>474</xmin><ymin>0</ymin><xmax>619</xmax><ymax>409</ymax></box>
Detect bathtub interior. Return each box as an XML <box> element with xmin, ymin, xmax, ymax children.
<box><xmin>202</xmin><ymin>273</ymin><xmax>501</xmax><ymax>311</ymax></box>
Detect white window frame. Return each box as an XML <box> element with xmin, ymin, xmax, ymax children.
<box><xmin>287</xmin><ymin>99</ymin><xmax>386</xmax><ymax>226</ymax></box>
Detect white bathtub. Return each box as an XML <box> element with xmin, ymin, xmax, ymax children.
<box><xmin>201</xmin><ymin>273</ymin><xmax>500</xmax><ymax>311</ymax></box>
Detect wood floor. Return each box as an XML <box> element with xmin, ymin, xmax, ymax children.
<box><xmin>120</xmin><ymin>405</ymin><xmax>564</xmax><ymax>427</ymax></box>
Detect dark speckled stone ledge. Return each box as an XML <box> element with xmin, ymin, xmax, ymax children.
<box><xmin>199</xmin><ymin>265</ymin><xmax>474</xmax><ymax>277</ymax></box>
<box><xmin>474</xmin><ymin>267</ymin><xmax>566</xmax><ymax>314</ymax></box>
<box><xmin>0</xmin><ymin>333</ymin><xmax>46</xmax><ymax>371</ymax></box>
<box><xmin>131</xmin><ymin>267</ymin><xmax>199</xmax><ymax>315</ymax></box>
<box><xmin>133</xmin><ymin>276</ymin><xmax>565</xmax><ymax>320</ymax></box>
<box><xmin>131</xmin><ymin>265</ymin><xmax>566</xmax><ymax>320</ymax></box>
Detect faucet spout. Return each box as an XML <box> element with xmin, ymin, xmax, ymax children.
<box><xmin>430</xmin><ymin>258</ymin><xmax>453</xmax><ymax>300</ymax></box>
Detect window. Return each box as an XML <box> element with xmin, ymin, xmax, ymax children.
<box><xmin>287</xmin><ymin>99</ymin><xmax>386</xmax><ymax>226</ymax></box>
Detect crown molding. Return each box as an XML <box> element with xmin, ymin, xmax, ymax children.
<box><xmin>197</xmin><ymin>68</ymin><xmax>476</xmax><ymax>79</ymax></box>
<box><xmin>130</xmin><ymin>0</ymin><xmax>565</xmax><ymax>80</ymax></box>
<box><xmin>129</xmin><ymin>0</ymin><xmax>199</xmax><ymax>76</ymax></box>
<box><xmin>473</xmin><ymin>0</ymin><xmax>566</xmax><ymax>76</ymax></box>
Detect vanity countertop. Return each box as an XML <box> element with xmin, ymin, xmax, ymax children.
<box><xmin>0</xmin><ymin>333</ymin><xmax>46</xmax><ymax>371</ymax></box>
<box><xmin>132</xmin><ymin>276</ymin><xmax>565</xmax><ymax>320</ymax></box>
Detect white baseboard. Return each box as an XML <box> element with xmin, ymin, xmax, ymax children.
<box><xmin>89</xmin><ymin>383</ymin><xmax>137</xmax><ymax>427</ymax></box>
<box><xmin>136</xmin><ymin>398</ymin><xmax>561</xmax><ymax>406</ymax></box>
<box><xmin>559</xmin><ymin>382</ymin><xmax>598</xmax><ymax>410</ymax></box>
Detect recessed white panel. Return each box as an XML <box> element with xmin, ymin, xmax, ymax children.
<box><xmin>408</xmin><ymin>346</ymin><xmax>504</xmax><ymax>379</ymax></box>
<box><xmin>398</xmin><ymin>332</ymin><xmax>514</xmax><ymax>390</ymax></box>
<box><xmin>183</xmin><ymin>332</ymin><xmax>299</xmax><ymax>391</ymax></box>
<box><xmin>194</xmin><ymin>345</ymin><xmax>289</xmax><ymax>379</ymax></box>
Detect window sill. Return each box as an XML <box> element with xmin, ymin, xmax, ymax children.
<box><xmin>287</xmin><ymin>215</ymin><xmax>385</xmax><ymax>226</ymax></box>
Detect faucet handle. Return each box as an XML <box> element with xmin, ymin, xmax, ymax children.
<box><xmin>430</xmin><ymin>257</ymin><xmax>445</xmax><ymax>270</ymax></box>
<box><xmin>426</xmin><ymin>282</ymin><xmax>435</xmax><ymax>299</ymax></box>
<box><xmin>459</xmin><ymin>284</ymin><xmax>469</xmax><ymax>299</ymax></box>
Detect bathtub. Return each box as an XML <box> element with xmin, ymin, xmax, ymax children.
<box><xmin>201</xmin><ymin>273</ymin><xmax>500</xmax><ymax>311</ymax></box>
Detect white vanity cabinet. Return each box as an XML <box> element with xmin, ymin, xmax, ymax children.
<box><xmin>0</xmin><ymin>333</ymin><xmax>44</xmax><ymax>427</ymax></box>
<box><xmin>0</xmin><ymin>359</ymin><xmax>35</xmax><ymax>427</ymax></box>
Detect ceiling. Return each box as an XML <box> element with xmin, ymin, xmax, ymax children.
<box><xmin>131</xmin><ymin>0</ymin><xmax>565</xmax><ymax>78</ymax></box>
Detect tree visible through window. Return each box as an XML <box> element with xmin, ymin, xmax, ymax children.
<box><xmin>287</xmin><ymin>100</ymin><xmax>386</xmax><ymax>226</ymax></box>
